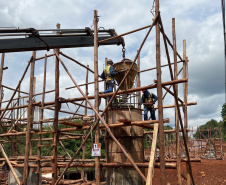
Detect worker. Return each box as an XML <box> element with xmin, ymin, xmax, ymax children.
<box><xmin>141</xmin><ymin>89</ymin><xmax>158</xmax><ymax>120</ymax></box>
<box><xmin>100</xmin><ymin>59</ymin><xmax>118</xmax><ymax>100</ymax></box>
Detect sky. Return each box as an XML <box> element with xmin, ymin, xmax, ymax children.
<box><xmin>0</xmin><ymin>0</ymin><xmax>225</xmax><ymax>129</ymax></box>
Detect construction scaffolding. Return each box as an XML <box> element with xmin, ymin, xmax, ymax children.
<box><xmin>0</xmin><ymin>1</ymin><xmax>201</xmax><ymax>185</ymax></box>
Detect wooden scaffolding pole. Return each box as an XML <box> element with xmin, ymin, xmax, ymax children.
<box><xmin>52</xmin><ymin>23</ymin><xmax>61</xmax><ymax>184</ymax></box>
<box><xmin>81</xmin><ymin>65</ymin><xmax>89</xmax><ymax>181</ymax></box>
<box><xmin>137</xmin><ymin>51</ymin><xmax>141</xmax><ymax>109</ymax></box>
<box><xmin>0</xmin><ymin>53</ymin><xmax>4</xmax><ymax>110</ymax></box>
<box><xmin>37</xmin><ymin>54</ymin><xmax>47</xmax><ymax>184</ymax></box>
<box><xmin>183</xmin><ymin>40</ymin><xmax>191</xmax><ymax>184</ymax></box>
<box><xmin>155</xmin><ymin>1</ymin><xmax>166</xmax><ymax>184</ymax></box>
<box><xmin>94</xmin><ymin>10</ymin><xmax>101</xmax><ymax>185</ymax></box>
<box><xmin>172</xmin><ymin>18</ymin><xmax>182</xmax><ymax>185</ymax></box>
<box><xmin>23</xmin><ymin>51</ymin><xmax>36</xmax><ymax>185</ymax></box>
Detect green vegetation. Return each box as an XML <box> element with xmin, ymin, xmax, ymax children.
<box><xmin>193</xmin><ymin>104</ymin><xmax>226</xmax><ymax>141</ymax></box>
<box><xmin>1</xmin><ymin>118</ymin><xmax>106</xmax><ymax>159</ymax></box>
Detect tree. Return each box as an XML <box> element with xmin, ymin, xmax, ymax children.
<box><xmin>221</xmin><ymin>103</ymin><xmax>226</xmax><ymax>130</ymax></box>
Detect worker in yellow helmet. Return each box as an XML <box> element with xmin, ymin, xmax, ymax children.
<box><xmin>100</xmin><ymin>59</ymin><xmax>118</xmax><ymax>100</ymax></box>
<box><xmin>141</xmin><ymin>89</ymin><xmax>158</xmax><ymax>120</ymax></box>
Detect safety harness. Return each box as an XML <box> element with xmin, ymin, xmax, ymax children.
<box><xmin>104</xmin><ymin>65</ymin><xmax>113</xmax><ymax>82</ymax></box>
<box><xmin>142</xmin><ymin>92</ymin><xmax>153</xmax><ymax>107</ymax></box>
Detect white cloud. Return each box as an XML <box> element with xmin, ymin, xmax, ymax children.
<box><xmin>0</xmin><ymin>0</ymin><xmax>224</xmax><ymax>128</ymax></box>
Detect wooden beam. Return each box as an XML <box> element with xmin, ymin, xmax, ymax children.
<box><xmin>172</xmin><ymin>18</ymin><xmax>182</xmax><ymax>185</ymax></box>
<box><xmin>146</xmin><ymin>123</ymin><xmax>159</xmax><ymax>185</ymax></box>
<box><xmin>58</xmin><ymin>78</ymin><xmax>188</xmax><ymax>104</ymax></box>
<box><xmin>23</xmin><ymin>51</ymin><xmax>36</xmax><ymax>185</ymax></box>
<box><xmin>94</xmin><ymin>10</ymin><xmax>101</xmax><ymax>185</ymax></box>
<box><xmin>155</xmin><ymin>6</ymin><xmax>166</xmax><ymax>184</ymax></box>
<box><xmin>52</xmin><ymin>23</ymin><xmax>60</xmax><ymax>185</ymax></box>
<box><xmin>0</xmin><ymin>144</ymin><xmax>20</xmax><ymax>184</ymax></box>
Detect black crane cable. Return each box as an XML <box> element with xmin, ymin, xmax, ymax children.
<box><xmin>221</xmin><ymin>0</ymin><xmax>226</xmax><ymax>103</ymax></box>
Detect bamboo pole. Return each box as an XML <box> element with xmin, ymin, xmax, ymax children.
<box><xmin>162</xmin><ymin>86</ymin><xmax>184</xmax><ymax>104</ymax></box>
<box><xmin>60</xmin><ymin>52</ymin><xmax>96</xmax><ymax>75</ymax></box>
<box><xmin>81</xmin><ymin>65</ymin><xmax>89</xmax><ymax>181</ymax></box>
<box><xmin>219</xmin><ymin>127</ymin><xmax>223</xmax><ymax>159</ymax></box>
<box><xmin>159</xmin><ymin>29</ymin><xmax>183</xmax><ymax>61</ymax></box>
<box><xmin>35</xmin><ymin>53</ymin><xmax>55</xmax><ymax>61</ymax></box>
<box><xmin>0</xmin><ymin>143</ymin><xmax>21</xmax><ymax>185</ymax></box>
<box><xmin>0</xmin><ymin>89</ymin><xmax>55</xmax><ymax>104</ymax></box>
<box><xmin>30</xmin><ymin>77</ymin><xmax>36</xmax><ymax>156</ymax></box>
<box><xmin>23</xmin><ymin>51</ymin><xmax>36</xmax><ymax>185</ymax></box>
<box><xmin>162</xmin><ymin>67</ymin><xmax>183</xmax><ymax>100</ymax></box>
<box><xmin>65</xmin><ymin>79</ymin><xmax>104</xmax><ymax>90</ymax></box>
<box><xmin>37</xmin><ymin>54</ymin><xmax>47</xmax><ymax>184</ymax></box>
<box><xmin>52</xmin><ymin>23</ymin><xmax>61</xmax><ymax>184</ymax></box>
<box><xmin>155</xmin><ymin>2</ymin><xmax>166</xmax><ymax>184</ymax></box>
<box><xmin>2</xmin><ymin>85</ymin><xmax>29</xmax><ymax>95</ymax></box>
<box><xmin>98</xmin><ymin>23</ymin><xmax>156</xmax><ymax>44</ymax></box>
<box><xmin>183</xmin><ymin>40</ymin><xmax>191</xmax><ymax>184</ymax></box>
<box><xmin>58</xmin><ymin>78</ymin><xmax>188</xmax><ymax>104</ymax></box>
<box><xmin>0</xmin><ymin>53</ymin><xmax>5</xmax><ymax>158</ymax></box>
<box><xmin>94</xmin><ymin>10</ymin><xmax>101</xmax><ymax>185</ymax></box>
<box><xmin>139</xmin><ymin>60</ymin><xmax>184</xmax><ymax>74</ymax></box>
<box><xmin>173</xmin><ymin>18</ymin><xmax>182</xmax><ymax>185</ymax></box>
<box><xmin>137</xmin><ymin>51</ymin><xmax>141</xmax><ymax>109</ymax></box>
<box><xmin>104</xmin><ymin>58</ymin><xmax>109</xmax><ymax>166</ymax></box>
<box><xmin>0</xmin><ymin>53</ymin><xmax>5</xmax><ymax>109</ymax></box>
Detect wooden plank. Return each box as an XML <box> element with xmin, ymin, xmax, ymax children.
<box><xmin>0</xmin><ymin>144</ymin><xmax>20</xmax><ymax>185</ymax></box>
<box><xmin>146</xmin><ymin>122</ymin><xmax>159</xmax><ymax>185</ymax></box>
<box><xmin>59</xmin><ymin>120</ymin><xmax>83</xmax><ymax>127</ymax></box>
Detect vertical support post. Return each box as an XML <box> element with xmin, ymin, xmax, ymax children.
<box><xmin>37</xmin><ymin>54</ymin><xmax>47</xmax><ymax>184</ymax></box>
<box><xmin>30</xmin><ymin>77</ymin><xmax>36</xmax><ymax>156</ymax></box>
<box><xmin>52</xmin><ymin>23</ymin><xmax>61</xmax><ymax>184</ymax></box>
<box><xmin>137</xmin><ymin>51</ymin><xmax>141</xmax><ymax>109</ymax></box>
<box><xmin>155</xmin><ymin>1</ymin><xmax>166</xmax><ymax>184</ymax></box>
<box><xmin>23</xmin><ymin>51</ymin><xmax>36</xmax><ymax>185</ymax></box>
<box><xmin>172</xmin><ymin>18</ymin><xmax>182</xmax><ymax>185</ymax></box>
<box><xmin>0</xmin><ymin>53</ymin><xmax>4</xmax><ymax>158</ymax></box>
<box><xmin>219</xmin><ymin>127</ymin><xmax>223</xmax><ymax>159</ymax></box>
<box><xmin>94</xmin><ymin>10</ymin><xmax>101</xmax><ymax>185</ymax></box>
<box><xmin>14</xmin><ymin>87</ymin><xmax>20</xmax><ymax>156</ymax></box>
<box><xmin>104</xmin><ymin>57</ymin><xmax>109</xmax><ymax>169</ymax></box>
<box><xmin>81</xmin><ymin>65</ymin><xmax>89</xmax><ymax>181</ymax></box>
<box><xmin>183</xmin><ymin>40</ymin><xmax>191</xmax><ymax>184</ymax></box>
<box><xmin>0</xmin><ymin>53</ymin><xmax>4</xmax><ymax>109</ymax></box>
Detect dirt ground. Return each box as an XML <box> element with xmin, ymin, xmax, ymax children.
<box><xmin>152</xmin><ymin>159</ymin><xmax>226</xmax><ymax>185</ymax></box>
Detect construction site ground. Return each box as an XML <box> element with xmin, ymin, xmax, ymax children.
<box><xmin>151</xmin><ymin>159</ymin><xmax>226</xmax><ymax>185</ymax></box>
